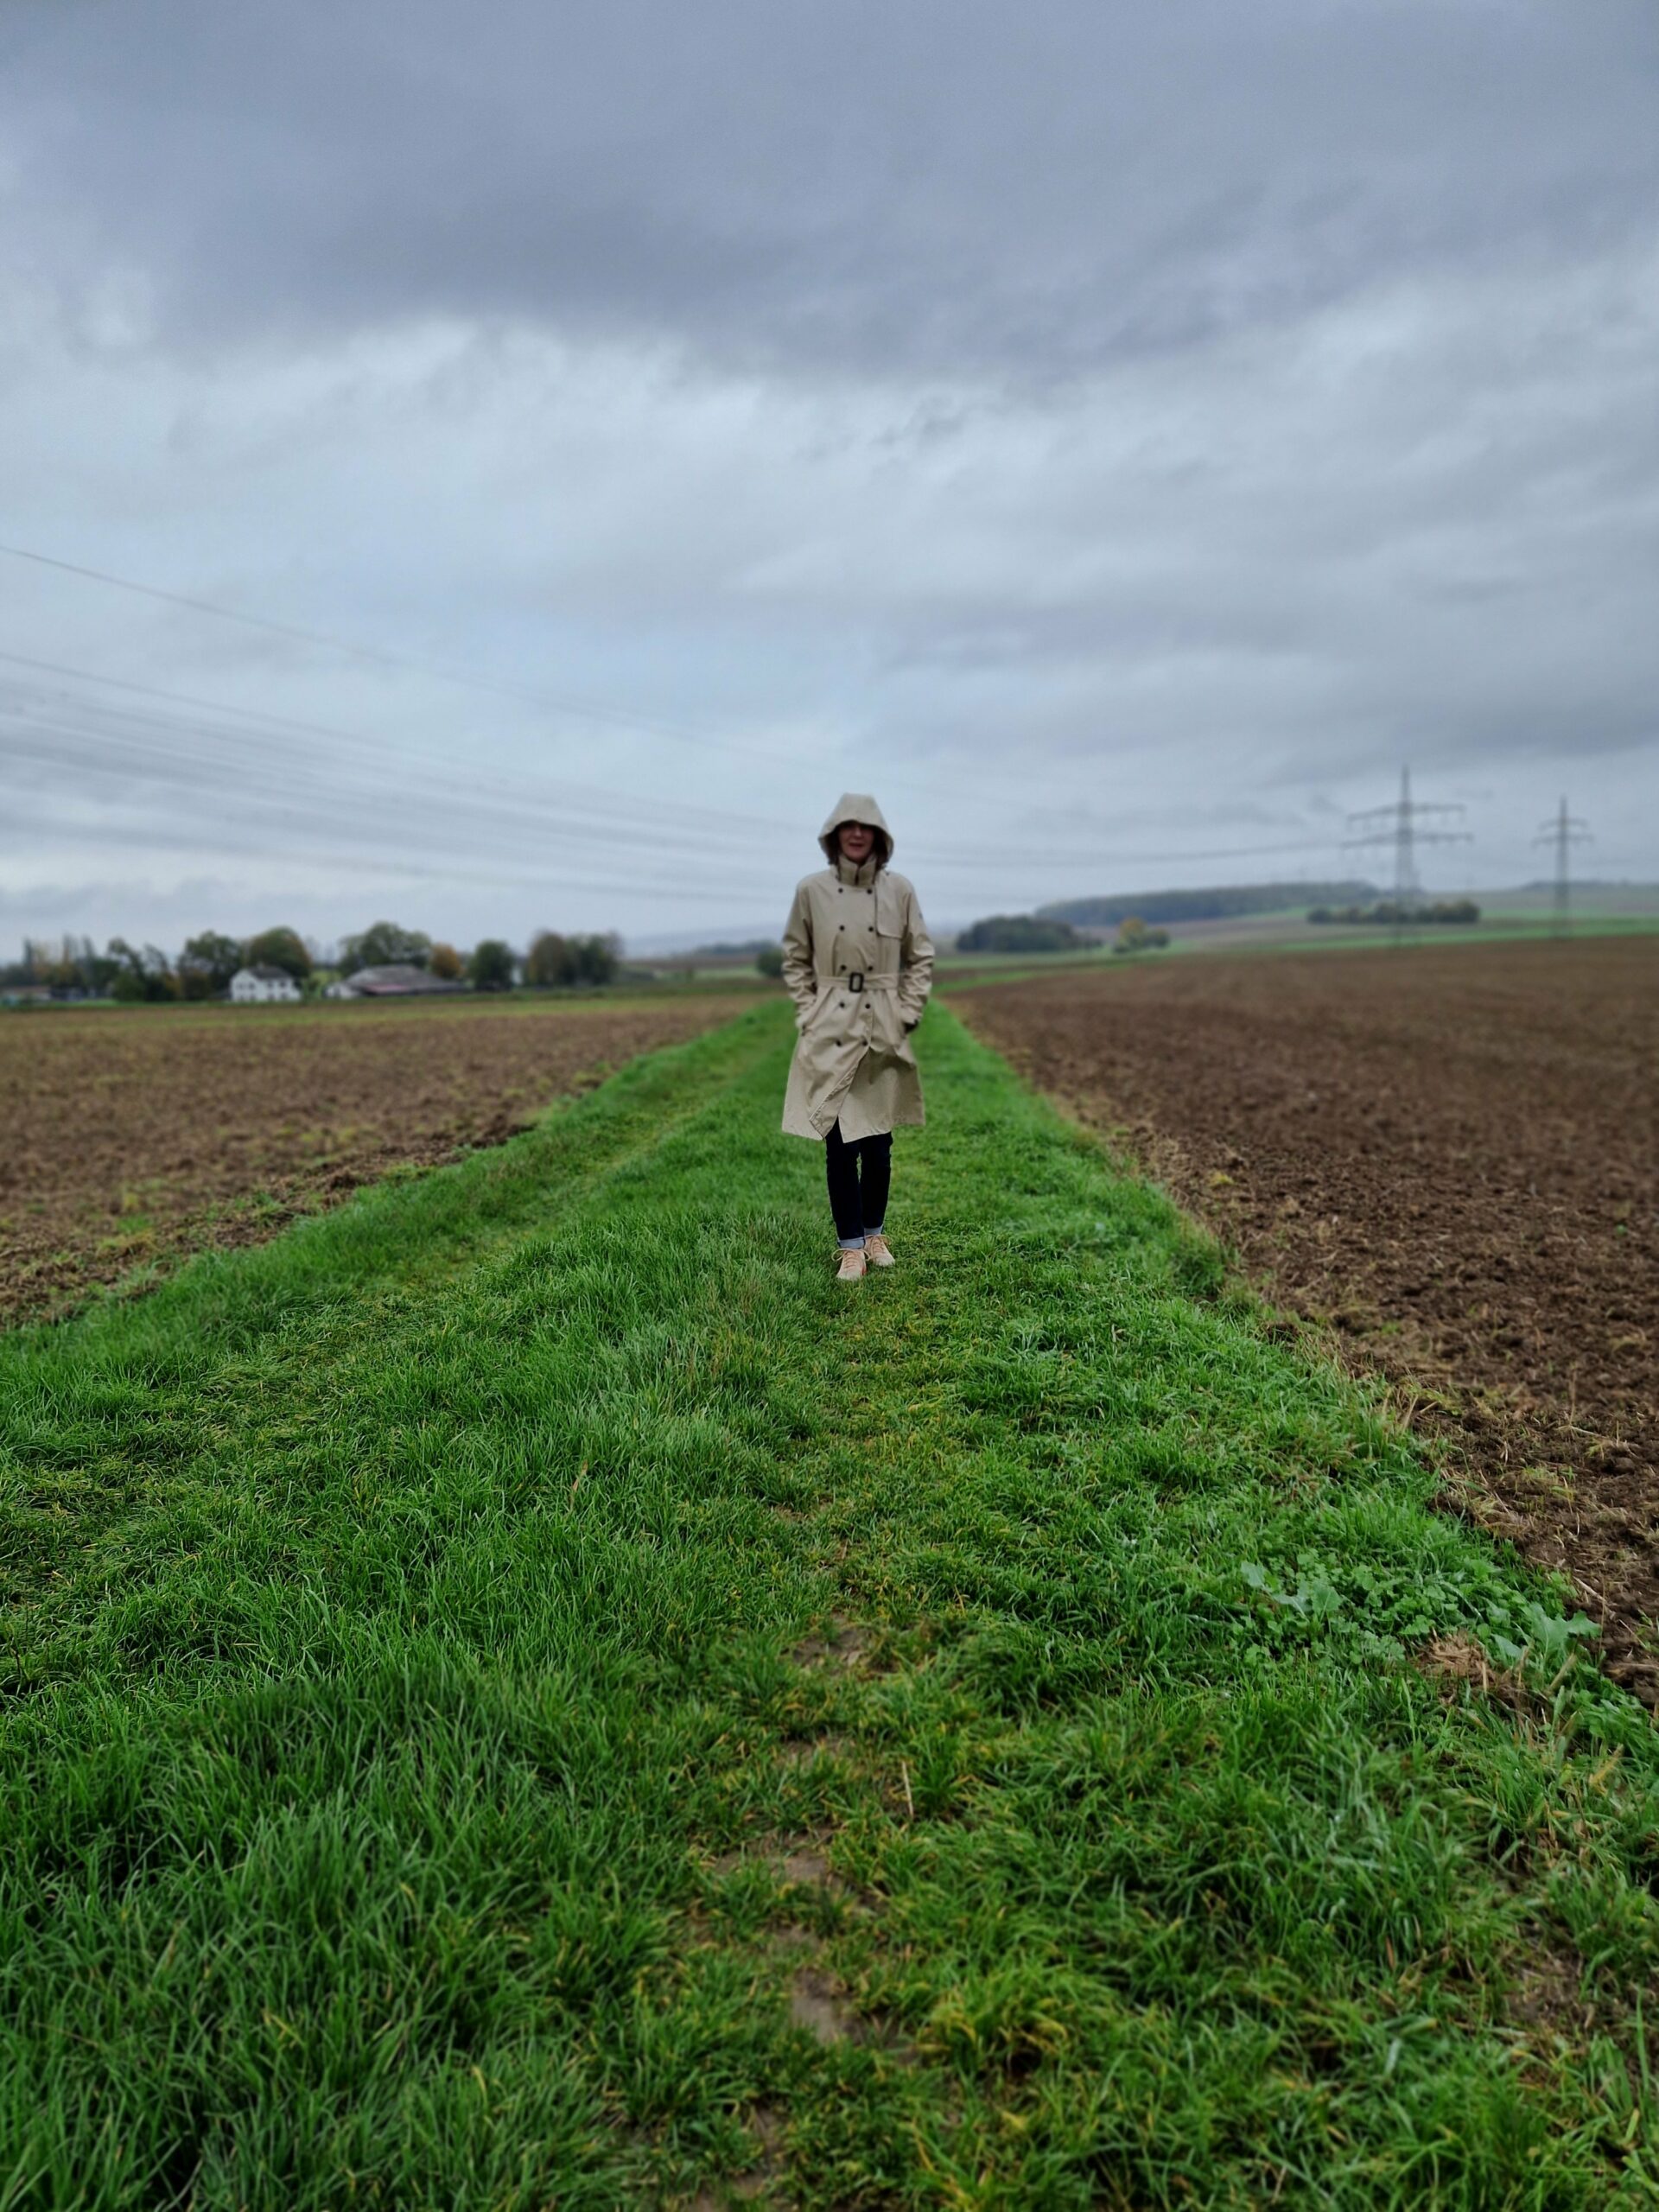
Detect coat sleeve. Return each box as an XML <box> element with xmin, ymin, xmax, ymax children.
<box><xmin>780</xmin><ymin>882</ymin><xmax>817</xmax><ymax>1023</ymax></box>
<box><xmin>897</xmin><ymin>885</ymin><xmax>935</xmax><ymax>1028</ymax></box>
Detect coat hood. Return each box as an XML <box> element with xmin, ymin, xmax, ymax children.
<box><xmin>817</xmin><ymin>791</ymin><xmax>893</xmax><ymax>868</ymax></box>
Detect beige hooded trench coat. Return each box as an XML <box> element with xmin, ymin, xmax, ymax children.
<box><xmin>780</xmin><ymin>793</ymin><xmax>935</xmax><ymax>1141</ymax></box>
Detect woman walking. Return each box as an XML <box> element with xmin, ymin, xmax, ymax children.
<box><xmin>780</xmin><ymin>793</ymin><xmax>935</xmax><ymax>1280</ymax></box>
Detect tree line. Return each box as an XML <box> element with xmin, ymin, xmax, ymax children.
<box><xmin>1039</xmin><ymin>880</ymin><xmax>1378</xmax><ymax>927</ymax></box>
<box><xmin>1306</xmin><ymin>900</ymin><xmax>1481</xmax><ymax>926</ymax></box>
<box><xmin>3</xmin><ymin>920</ymin><xmax>624</xmax><ymax>1001</ymax></box>
<box><xmin>955</xmin><ymin>912</ymin><xmax>1170</xmax><ymax>956</ymax></box>
<box><xmin>956</xmin><ymin>914</ymin><xmax>1083</xmax><ymax>953</ymax></box>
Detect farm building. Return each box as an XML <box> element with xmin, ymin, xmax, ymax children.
<box><xmin>326</xmin><ymin>964</ymin><xmax>464</xmax><ymax>1000</ymax></box>
<box><xmin>229</xmin><ymin>964</ymin><xmax>302</xmax><ymax>1004</ymax></box>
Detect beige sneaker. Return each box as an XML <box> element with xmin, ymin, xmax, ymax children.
<box><xmin>836</xmin><ymin>1246</ymin><xmax>867</xmax><ymax>1281</ymax></box>
<box><xmin>863</xmin><ymin>1233</ymin><xmax>895</xmax><ymax>1268</ymax></box>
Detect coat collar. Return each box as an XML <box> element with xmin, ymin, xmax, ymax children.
<box><xmin>834</xmin><ymin>853</ymin><xmax>881</xmax><ymax>887</ymax></box>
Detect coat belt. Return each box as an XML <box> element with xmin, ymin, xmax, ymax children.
<box><xmin>831</xmin><ymin>970</ymin><xmax>898</xmax><ymax>989</ymax></box>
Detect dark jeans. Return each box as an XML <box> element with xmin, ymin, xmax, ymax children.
<box><xmin>824</xmin><ymin>1122</ymin><xmax>892</xmax><ymax>1246</ymax></box>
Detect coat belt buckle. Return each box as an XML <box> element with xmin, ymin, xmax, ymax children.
<box><xmin>847</xmin><ymin>970</ymin><xmax>865</xmax><ymax>991</ymax></box>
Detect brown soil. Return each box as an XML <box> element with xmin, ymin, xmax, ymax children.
<box><xmin>957</xmin><ymin>937</ymin><xmax>1659</xmax><ymax>1698</ymax></box>
<box><xmin>0</xmin><ymin>993</ymin><xmax>745</xmax><ymax>1326</ymax></box>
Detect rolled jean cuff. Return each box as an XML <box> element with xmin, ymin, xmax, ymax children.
<box><xmin>838</xmin><ymin>1236</ymin><xmax>867</xmax><ymax>1251</ymax></box>
<box><xmin>863</xmin><ymin>1222</ymin><xmax>883</xmax><ymax>1236</ymax></box>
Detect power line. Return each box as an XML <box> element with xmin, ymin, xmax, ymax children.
<box><xmin>0</xmin><ymin>688</ymin><xmax>796</xmax><ymax>865</ymax></box>
<box><xmin>1534</xmin><ymin>796</ymin><xmax>1592</xmax><ymax>937</ymax></box>
<box><xmin>1</xmin><ymin>550</ymin><xmax>1359</xmax><ymax>912</ymax></box>
<box><xmin>0</xmin><ymin>647</ymin><xmax>804</xmax><ymax>842</ymax></box>
<box><xmin>0</xmin><ymin>538</ymin><xmax>1120</xmax><ymax>821</ymax></box>
<box><xmin>0</xmin><ymin>664</ymin><xmax>1343</xmax><ymax>880</ymax></box>
<box><xmin>0</xmin><ymin>542</ymin><xmax>1391</xmax><ymax>875</ymax></box>
<box><xmin>0</xmin><ymin>712</ymin><xmax>763</xmax><ymax>887</ymax></box>
<box><xmin>2</xmin><ymin>779</ymin><xmax>781</xmax><ymax>909</ymax></box>
<box><xmin>0</xmin><ymin>541</ymin><xmax>708</xmax><ymax>739</ymax></box>
<box><xmin>1342</xmin><ymin>765</ymin><xmax>1471</xmax><ymax>936</ymax></box>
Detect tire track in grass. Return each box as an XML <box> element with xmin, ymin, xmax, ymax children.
<box><xmin>3</xmin><ymin>1004</ymin><xmax>1659</xmax><ymax>2207</ymax></box>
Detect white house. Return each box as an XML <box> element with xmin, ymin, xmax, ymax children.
<box><xmin>229</xmin><ymin>964</ymin><xmax>303</xmax><ymax>1004</ymax></box>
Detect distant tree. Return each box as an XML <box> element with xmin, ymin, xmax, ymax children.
<box><xmin>1112</xmin><ymin>916</ymin><xmax>1171</xmax><ymax>956</ymax></box>
<box><xmin>755</xmin><ymin>944</ymin><xmax>785</xmax><ymax>979</ymax></box>
<box><xmin>19</xmin><ymin>936</ymin><xmax>72</xmax><ymax>992</ymax></box>
<box><xmin>1042</xmin><ymin>881</ymin><xmax>1376</xmax><ymax>929</ymax></box>
<box><xmin>337</xmin><ymin>920</ymin><xmax>429</xmax><ymax>976</ymax></box>
<box><xmin>468</xmin><ymin>938</ymin><xmax>517</xmax><ymax>992</ymax></box>
<box><xmin>569</xmin><ymin>933</ymin><xmax>620</xmax><ymax>987</ymax></box>
<box><xmin>523</xmin><ymin>931</ymin><xmax>620</xmax><ymax>988</ymax></box>
<box><xmin>146</xmin><ymin>944</ymin><xmax>181</xmax><ymax>997</ymax></box>
<box><xmin>105</xmin><ymin>938</ymin><xmax>180</xmax><ymax>1001</ymax></box>
<box><xmin>70</xmin><ymin>935</ymin><xmax>118</xmax><ymax>995</ymax></box>
<box><xmin>428</xmin><ymin>941</ymin><xmax>464</xmax><ymax>981</ymax></box>
<box><xmin>1307</xmin><ymin>899</ymin><xmax>1481</xmax><ymax>928</ymax></box>
<box><xmin>12</xmin><ymin>934</ymin><xmax>114</xmax><ymax>995</ymax></box>
<box><xmin>243</xmin><ymin>925</ymin><xmax>312</xmax><ymax>978</ymax></box>
<box><xmin>957</xmin><ymin>914</ymin><xmax>1083</xmax><ymax>954</ymax></box>
<box><xmin>179</xmin><ymin>930</ymin><xmax>244</xmax><ymax>995</ymax></box>
<box><xmin>524</xmin><ymin>930</ymin><xmax>570</xmax><ymax>988</ymax></box>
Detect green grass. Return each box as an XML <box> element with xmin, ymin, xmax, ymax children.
<box><xmin>4</xmin><ymin>1003</ymin><xmax>1659</xmax><ymax>2208</ymax></box>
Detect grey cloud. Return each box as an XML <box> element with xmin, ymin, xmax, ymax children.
<box><xmin>2</xmin><ymin>0</ymin><xmax>1656</xmax><ymax>952</ymax></box>
<box><xmin>4</xmin><ymin>0</ymin><xmax>1656</xmax><ymax>379</ymax></box>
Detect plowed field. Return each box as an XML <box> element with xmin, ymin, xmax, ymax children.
<box><xmin>1</xmin><ymin>994</ymin><xmax>746</xmax><ymax>1325</ymax></box>
<box><xmin>959</xmin><ymin>937</ymin><xmax>1659</xmax><ymax>1696</ymax></box>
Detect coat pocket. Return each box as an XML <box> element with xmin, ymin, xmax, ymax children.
<box><xmin>872</xmin><ymin>988</ymin><xmax>917</xmax><ymax>1063</ymax></box>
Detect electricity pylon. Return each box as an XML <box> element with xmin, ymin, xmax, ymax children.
<box><xmin>1343</xmin><ymin>766</ymin><xmax>1471</xmax><ymax>938</ymax></box>
<box><xmin>1535</xmin><ymin>797</ymin><xmax>1592</xmax><ymax>937</ymax></box>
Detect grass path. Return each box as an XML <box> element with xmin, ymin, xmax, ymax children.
<box><xmin>4</xmin><ymin>1003</ymin><xmax>1659</xmax><ymax>2209</ymax></box>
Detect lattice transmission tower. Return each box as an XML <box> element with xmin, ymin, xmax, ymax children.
<box><xmin>1343</xmin><ymin>766</ymin><xmax>1471</xmax><ymax>936</ymax></box>
<box><xmin>1534</xmin><ymin>797</ymin><xmax>1592</xmax><ymax>937</ymax></box>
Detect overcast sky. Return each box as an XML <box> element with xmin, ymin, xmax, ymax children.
<box><xmin>3</xmin><ymin>0</ymin><xmax>1656</xmax><ymax>953</ymax></box>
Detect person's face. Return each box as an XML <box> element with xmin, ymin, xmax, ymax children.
<box><xmin>838</xmin><ymin>821</ymin><xmax>876</xmax><ymax>864</ymax></box>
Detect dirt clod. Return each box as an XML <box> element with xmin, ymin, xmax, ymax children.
<box><xmin>774</xmin><ymin>1733</ymin><xmax>855</xmax><ymax>1769</ymax></box>
<box><xmin>790</xmin><ymin>1614</ymin><xmax>873</xmax><ymax>1669</ymax></box>
<box><xmin>708</xmin><ymin>1836</ymin><xmax>846</xmax><ymax>1895</ymax></box>
<box><xmin>789</xmin><ymin>1967</ymin><xmax>861</xmax><ymax>2045</ymax></box>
